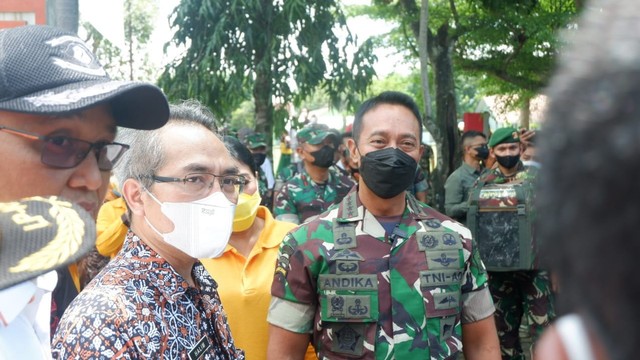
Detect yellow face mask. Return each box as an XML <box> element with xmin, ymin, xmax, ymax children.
<box><xmin>232</xmin><ymin>191</ymin><xmax>262</xmax><ymax>232</ymax></box>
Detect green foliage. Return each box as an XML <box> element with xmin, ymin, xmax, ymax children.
<box><xmin>83</xmin><ymin>22</ymin><xmax>126</xmax><ymax>79</ymax></box>
<box><xmin>82</xmin><ymin>0</ymin><xmax>157</xmax><ymax>81</ymax></box>
<box><xmin>457</xmin><ymin>0</ymin><xmax>577</xmax><ymax>97</ymax></box>
<box><xmin>158</xmin><ymin>0</ymin><xmax>378</xmax><ymax>136</ymax></box>
<box><xmin>360</xmin><ymin>0</ymin><xmax>577</xmax><ymax>100</ymax></box>
<box><xmin>229</xmin><ymin>100</ymin><xmax>255</xmax><ymax>130</ymax></box>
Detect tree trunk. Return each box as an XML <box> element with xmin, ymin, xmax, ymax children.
<box><xmin>519</xmin><ymin>97</ymin><xmax>530</xmax><ymax>129</ymax></box>
<box><xmin>48</xmin><ymin>0</ymin><xmax>79</xmax><ymax>34</ymax></box>
<box><xmin>253</xmin><ymin>0</ymin><xmax>274</xmax><ymax>154</ymax></box>
<box><xmin>428</xmin><ymin>24</ymin><xmax>458</xmax><ymax>212</ymax></box>
<box><xmin>253</xmin><ymin>69</ymin><xmax>273</xmax><ymax>147</ymax></box>
<box><xmin>126</xmin><ymin>0</ymin><xmax>134</xmax><ymax>81</ymax></box>
<box><xmin>418</xmin><ymin>0</ymin><xmax>432</xmax><ymax>120</ymax></box>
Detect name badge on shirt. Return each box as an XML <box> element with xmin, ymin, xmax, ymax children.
<box><xmin>189</xmin><ymin>336</ymin><xmax>211</xmax><ymax>360</ymax></box>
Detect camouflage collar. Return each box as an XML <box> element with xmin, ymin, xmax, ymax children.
<box><xmin>299</xmin><ymin>164</ymin><xmax>336</xmax><ymax>187</ymax></box>
<box><xmin>335</xmin><ymin>187</ymin><xmax>431</xmax><ymax>223</ymax></box>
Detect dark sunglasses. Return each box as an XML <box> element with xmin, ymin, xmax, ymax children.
<box><xmin>0</xmin><ymin>125</ymin><xmax>129</xmax><ymax>171</ymax></box>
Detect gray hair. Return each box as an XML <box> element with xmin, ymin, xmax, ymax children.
<box><xmin>114</xmin><ymin>100</ymin><xmax>219</xmax><ymax>189</ymax></box>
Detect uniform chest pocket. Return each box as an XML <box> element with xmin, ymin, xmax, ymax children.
<box><xmin>317</xmin><ymin>274</ymin><xmax>379</xmax><ymax>358</ymax></box>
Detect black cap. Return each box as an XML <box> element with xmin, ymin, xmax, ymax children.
<box><xmin>0</xmin><ymin>25</ymin><xmax>169</xmax><ymax>130</ymax></box>
<box><xmin>0</xmin><ymin>196</ymin><xmax>96</xmax><ymax>290</ymax></box>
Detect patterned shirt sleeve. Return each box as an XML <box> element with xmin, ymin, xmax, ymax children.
<box><xmin>271</xmin><ymin>230</ymin><xmax>319</xmax><ymax>305</ymax></box>
<box><xmin>441</xmin><ymin>220</ymin><xmax>489</xmax><ymax>294</ymax></box>
<box><xmin>52</xmin><ymin>291</ymin><xmax>136</xmax><ymax>358</ymax></box>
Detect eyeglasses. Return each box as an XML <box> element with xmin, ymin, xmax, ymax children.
<box><xmin>0</xmin><ymin>125</ymin><xmax>129</xmax><ymax>171</ymax></box>
<box><xmin>150</xmin><ymin>172</ymin><xmax>246</xmax><ymax>203</ymax></box>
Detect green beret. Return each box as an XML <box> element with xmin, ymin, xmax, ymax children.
<box><xmin>488</xmin><ymin>127</ymin><xmax>520</xmax><ymax>147</ymax></box>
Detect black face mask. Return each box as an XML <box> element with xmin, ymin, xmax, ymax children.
<box><xmin>309</xmin><ymin>145</ymin><xmax>335</xmax><ymax>168</ymax></box>
<box><xmin>496</xmin><ymin>154</ymin><xmax>520</xmax><ymax>169</ymax></box>
<box><xmin>359</xmin><ymin>147</ymin><xmax>417</xmax><ymax>199</ymax></box>
<box><xmin>474</xmin><ymin>145</ymin><xmax>489</xmax><ymax>160</ymax></box>
<box><xmin>253</xmin><ymin>153</ymin><xmax>267</xmax><ymax>167</ymax></box>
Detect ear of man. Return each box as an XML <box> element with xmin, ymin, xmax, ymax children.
<box><xmin>122</xmin><ymin>178</ymin><xmax>145</xmax><ymax>217</ymax></box>
<box><xmin>346</xmin><ymin>138</ymin><xmax>360</xmax><ymax>168</ymax></box>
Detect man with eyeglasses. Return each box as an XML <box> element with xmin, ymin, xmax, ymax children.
<box><xmin>51</xmin><ymin>101</ymin><xmax>246</xmax><ymax>359</ymax></box>
<box><xmin>0</xmin><ymin>25</ymin><xmax>169</xmax><ymax>359</ymax></box>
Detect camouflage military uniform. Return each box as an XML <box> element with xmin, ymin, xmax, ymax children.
<box><xmin>274</xmin><ymin>166</ymin><xmax>355</xmax><ymax>224</ymax></box>
<box><xmin>274</xmin><ymin>161</ymin><xmax>302</xmax><ymax>194</ymax></box>
<box><xmin>473</xmin><ymin>163</ymin><xmax>554</xmax><ymax>360</ymax></box>
<box><xmin>269</xmin><ymin>188</ymin><xmax>494</xmax><ymax>359</ymax></box>
<box><xmin>257</xmin><ymin>167</ymin><xmax>273</xmax><ymax>211</ymax></box>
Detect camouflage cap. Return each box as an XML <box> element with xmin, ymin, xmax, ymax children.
<box><xmin>245</xmin><ymin>133</ymin><xmax>267</xmax><ymax>149</ymax></box>
<box><xmin>488</xmin><ymin>127</ymin><xmax>520</xmax><ymax>147</ymax></box>
<box><xmin>297</xmin><ymin>123</ymin><xmax>337</xmax><ymax>145</ymax></box>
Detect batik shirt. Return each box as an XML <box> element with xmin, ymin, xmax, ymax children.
<box><xmin>274</xmin><ymin>166</ymin><xmax>355</xmax><ymax>224</ymax></box>
<box><xmin>269</xmin><ymin>188</ymin><xmax>494</xmax><ymax>359</ymax></box>
<box><xmin>51</xmin><ymin>232</ymin><xmax>245</xmax><ymax>360</ymax></box>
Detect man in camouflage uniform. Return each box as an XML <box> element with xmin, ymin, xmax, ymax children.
<box><xmin>469</xmin><ymin>127</ymin><xmax>554</xmax><ymax>360</ymax></box>
<box><xmin>245</xmin><ymin>133</ymin><xmax>274</xmax><ymax>210</ymax></box>
<box><xmin>273</xmin><ymin>123</ymin><xmax>355</xmax><ymax>224</ymax></box>
<box><xmin>267</xmin><ymin>92</ymin><xmax>500</xmax><ymax>359</ymax></box>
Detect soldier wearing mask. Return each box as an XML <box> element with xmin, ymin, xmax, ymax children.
<box><xmin>444</xmin><ymin>131</ymin><xmax>488</xmax><ymax>224</ymax></box>
<box><xmin>267</xmin><ymin>92</ymin><xmax>500</xmax><ymax>360</ymax></box>
<box><xmin>273</xmin><ymin>123</ymin><xmax>355</xmax><ymax>224</ymax></box>
<box><xmin>245</xmin><ymin>133</ymin><xmax>274</xmax><ymax>210</ymax></box>
<box><xmin>467</xmin><ymin>127</ymin><xmax>553</xmax><ymax>360</ymax></box>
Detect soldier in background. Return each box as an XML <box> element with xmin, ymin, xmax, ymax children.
<box><xmin>469</xmin><ymin>127</ymin><xmax>554</xmax><ymax>360</ymax></box>
<box><xmin>336</xmin><ymin>124</ymin><xmax>361</xmax><ymax>182</ymax></box>
<box><xmin>245</xmin><ymin>133</ymin><xmax>274</xmax><ymax>210</ymax></box>
<box><xmin>273</xmin><ymin>123</ymin><xmax>355</xmax><ymax>224</ymax></box>
<box><xmin>267</xmin><ymin>91</ymin><xmax>499</xmax><ymax>359</ymax></box>
<box><xmin>444</xmin><ymin>131</ymin><xmax>488</xmax><ymax>224</ymax></box>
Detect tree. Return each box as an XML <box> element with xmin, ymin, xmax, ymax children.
<box><xmin>360</xmin><ymin>0</ymin><xmax>577</xmax><ymax>210</ymax></box>
<box><xmin>82</xmin><ymin>0</ymin><xmax>157</xmax><ymax>81</ymax></box>
<box><xmin>48</xmin><ymin>0</ymin><xmax>79</xmax><ymax>34</ymax></box>
<box><xmin>159</xmin><ymin>0</ymin><xmax>377</xmax><ymax>148</ymax></box>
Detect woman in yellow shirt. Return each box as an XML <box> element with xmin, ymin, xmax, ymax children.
<box><xmin>201</xmin><ymin>137</ymin><xmax>314</xmax><ymax>360</ymax></box>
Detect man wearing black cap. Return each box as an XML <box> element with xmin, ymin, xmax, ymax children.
<box><xmin>0</xmin><ymin>25</ymin><xmax>169</xmax><ymax>359</ymax></box>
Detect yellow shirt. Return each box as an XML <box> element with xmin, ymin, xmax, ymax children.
<box><xmin>201</xmin><ymin>207</ymin><xmax>314</xmax><ymax>360</ymax></box>
<box><xmin>95</xmin><ymin>197</ymin><xmax>128</xmax><ymax>258</ymax></box>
